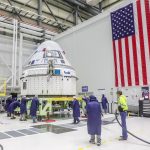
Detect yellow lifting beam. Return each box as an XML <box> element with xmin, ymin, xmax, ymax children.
<box><xmin>44</xmin><ymin>96</ymin><xmax>83</xmax><ymax>102</ymax></box>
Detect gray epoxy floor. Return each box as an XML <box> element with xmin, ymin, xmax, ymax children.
<box><xmin>0</xmin><ymin>114</ymin><xmax>150</xmax><ymax>150</ymax></box>
<box><xmin>0</xmin><ymin>124</ymin><xmax>76</xmax><ymax>139</ymax></box>
<box><xmin>0</xmin><ymin>132</ymin><xmax>11</xmax><ymax>139</ymax></box>
<box><xmin>0</xmin><ymin>118</ymin><xmax>117</xmax><ymax>140</ymax></box>
<box><xmin>32</xmin><ymin>124</ymin><xmax>76</xmax><ymax>134</ymax></box>
<box><xmin>5</xmin><ymin>131</ymin><xmax>25</xmax><ymax>137</ymax></box>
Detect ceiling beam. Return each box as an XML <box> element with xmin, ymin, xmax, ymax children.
<box><xmin>7</xmin><ymin>0</ymin><xmax>23</xmax><ymax>21</ymax></box>
<box><xmin>10</xmin><ymin>0</ymin><xmax>75</xmax><ymax>24</ymax></box>
<box><xmin>43</xmin><ymin>0</ymin><xmax>64</xmax><ymax>32</ymax></box>
<box><xmin>37</xmin><ymin>0</ymin><xmax>42</xmax><ymax>26</ymax></box>
<box><xmin>64</xmin><ymin>0</ymin><xmax>99</xmax><ymax>16</ymax></box>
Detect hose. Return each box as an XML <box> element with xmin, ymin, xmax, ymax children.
<box><xmin>0</xmin><ymin>144</ymin><xmax>3</xmax><ymax>150</ymax></box>
<box><xmin>115</xmin><ymin>111</ymin><xmax>150</xmax><ymax>145</ymax></box>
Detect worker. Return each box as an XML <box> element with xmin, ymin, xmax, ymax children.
<box><xmin>72</xmin><ymin>96</ymin><xmax>80</xmax><ymax>124</ymax></box>
<box><xmin>20</xmin><ymin>96</ymin><xmax>29</xmax><ymax>121</ymax></box>
<box><xmin>101</xmin><ymin>94</ymin><xmax>108</xmax><ymax>114</ymax></box>
<box><xmin>9</xmin><ymin>100</ymin><xmax>20</xmax><ymax>119</ymax></box>
<box><xmin>86</xmin><ymin>95</ymin><xmax>102</xmax><ymax>146</ymax></box>
<box><xmin>67</xmin><ymin>101</ymin><xmax>72</xmax><ymax>117</ymax></box>
<box><xmin>82</xmin><ymin>96</ymin><xmax>90</xmax><ymax>106</ymax></box>
<box><xmin>30</xmin><ymin>96</ymin><xmax>39</xmax><ymax>123</ymax></box>
<box><xmin>82</xmin><ymin>96</ymin><xmax>90</xmax><ymax>117</ymax></box>
<box><xmin>5</xmin><ymin>96</ymin><xmax>13</xmax><ymax>117</ymax></box>
<box><xmin>117</xmin><ymin>90</ymin><xmax>128</xmax><ymax>140</ymax></box>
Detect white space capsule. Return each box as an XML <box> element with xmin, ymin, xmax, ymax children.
<box><xmin>21</xmin><ymin>41</ymin><xmax>77</xmax><ymax>96</ymax></box>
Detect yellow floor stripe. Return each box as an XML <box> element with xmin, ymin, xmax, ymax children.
<box><xmin>78</xmin><ymin>147</ymin><xmax>84</xmax><ymax>150</ymax></box>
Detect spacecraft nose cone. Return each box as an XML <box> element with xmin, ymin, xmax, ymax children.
<box><xmin>27</xmin><ymin>40</ymin><xmax>68</xmax><ymax>66</ymax></box>
<box><xmin>37</xmin><ymin>41</ymin><xmax>63</xmax><ymax>52</ymax></box>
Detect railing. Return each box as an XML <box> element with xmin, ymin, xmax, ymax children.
<box><xmin>139</xmin><ymin>100</ymin><xmax>150</xmax><ymax>117</ymax></box>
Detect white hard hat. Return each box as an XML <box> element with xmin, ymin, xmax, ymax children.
<box><xmin>73</xmin><ymin>96</ymin><xmax>77</xmax><ymax>99</ymax></box>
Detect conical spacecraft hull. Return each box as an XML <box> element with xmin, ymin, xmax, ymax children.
<box><xmin>20</xmin><ymin>41</ymin><xmax>77</xmax><ymax>96</ymax></box>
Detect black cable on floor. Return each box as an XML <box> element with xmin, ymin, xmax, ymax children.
<box><xmin>115</xmin><ymin>112</ymin><xmax>150</xmax><ymax>145</ymax></box>
<box><xmin>0</xmin><ymin>144</ymin><xmax>3</xmax><ymax>150</ymax></box>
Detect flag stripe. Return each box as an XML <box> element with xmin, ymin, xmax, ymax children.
<box><xmin>128</xmin><ymin>36</ymin><xmax>135</xmax><ymax>86</ymax></box>
<box><xmin>113</xmin><ymin>41</ymin><xmax>118</xmax><ymax>87</ymax></box>
<box><xmin>141</xmin><ymin>0</ymin><xmax>150</xmax><ymax>85</ymax></box>
<box><xmin>136</xmin><ymin>0</ymin><xmax>148</xmax><ymax>85</ymax></box>
<box><xmin>122</xmin><ymin>38</ymin><xmax>128</xmax><ymax>87</ymax></box>
<box><xmin>118</xmin><ymin>39</ymin><xmax>125</xmax><ymax>87</ymax></box>
<box><xmin>133</xmin><ymin>1</ymin><xmax>143</xmax><ymax>86</ymax></box>
<box><xmin>132</xmin><ymin>35</ymin><xmax>139</xmax><ymax>85</ymax></box>
<box><xmin>115</xmin><ymin>40</ymin><xmax>121</xmax><ymax>87</ymax></box>
<box><xmin>145</xmin><ymin>0</ymin><xmax>150</xmax><ymax>57</ymax></box>
<box><xmin>125</xmin><ymin>37</ymin><xmax>132</xmax><ymax>86</ymax></box>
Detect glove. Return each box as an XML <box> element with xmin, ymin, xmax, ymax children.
<box><xmin>115</xmin><ymin>110</ymin><xmax>119</xmax><ymax>116</ymax></box>
<box><xmin>118</xmin><ymin>105</ymin><xmax>123</xmax><ymax>112</ymax></box>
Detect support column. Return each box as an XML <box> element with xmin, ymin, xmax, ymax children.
<box><xmin>11</xmin><ymin>19</ymin><xmax>18</xmax><ymax>91</ymax></box>
<box><xmin>11</xmin><ymin>19</ymin><xmax>16</xmax><ymax>90</ymax></box>
<box><xmin>19</xmin><ymin>33</ymin><xmax>23</xmax><ymax>86</ymax></box>
<box><xmin>74</xmin><ymin>6</ymin><xmax>78</xmax><ymax>25</ymax></box>
<box><xmin>99</xmin><ymin>2</ymin><xmax>102</xmax><ymax>13</ymax></box>
<box><xmin>38</xmin><ymin>0</ymin><xmax>42</xmax><ymax>26</ymax></box>
<box><xmin>14</xmin><ymin>19</ymin><xmax>18</xmax><ymax>87</ymax></box>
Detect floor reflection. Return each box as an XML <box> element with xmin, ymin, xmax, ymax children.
<box><xmin>32</xmin><ymin>124</ymin><xmax>76</xmax><ymax>134</ymax></box>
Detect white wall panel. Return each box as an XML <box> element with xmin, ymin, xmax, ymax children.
<box><xmin>0</xmin><ymin>34</ymin><xmax>37</xmax><ymax>87</ymax></box>
<box><xmin>54</xmin><ymin>14</ymin><xmax>114</xmax><ymax>98</ymax></box>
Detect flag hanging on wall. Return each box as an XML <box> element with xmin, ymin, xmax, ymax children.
<box><xmin>111</xmin><ymin>0</ymin><xmax>150</xmax><ymax>87</ymax></box>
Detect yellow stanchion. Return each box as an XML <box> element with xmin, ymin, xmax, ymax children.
<box><xmin>0</xmin><ymin>80</ymin><xmax>6</xmax><ymax>97</ymax></box>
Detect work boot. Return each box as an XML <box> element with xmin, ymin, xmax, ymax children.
<box><xmin>119</xmin><ymin>137</ymin><xmax>127</xmax><ymax>141</ymax></box>
<box><xmin>89</xmin><ymin>139</ymin><xmax>95</xmax><ymax>144</ymax></box>
<box><xmin>76</xmin><ymin>120</ymin><xmax>80</xmax><ymax>124</ymax></box>
<box><xmin>11</xmin><ymin>117</ymin><xmax>16</xmax><ymax>119</ymax></box>
<box><xmin>97</xmin><ymin>138</ymin><xmax>101</xmax><ymax>146</ymax></box>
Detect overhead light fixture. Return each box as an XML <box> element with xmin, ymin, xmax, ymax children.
<box><xmin>86</xmin><ymin>0</ymin><xmax>102</xmax><ymax>6</ymax></box>
<box><xmin>0</xmin><ymin>16</ymin><xmax>6</xmax><ymax>21</ymax></box>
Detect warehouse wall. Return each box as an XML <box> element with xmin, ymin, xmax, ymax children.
<box><xmin>0</xmin><ymin>34</ymin><xmax>37</xmax><ymax>87</ymax></box>
<box><xmin>53</xmin><ymin>0</ymin><xmax>141</xmax><ymax>102</ymax></box>
<box><xmin>54</xmin><ymin>12</ymin><xmax>114</xmax><ymax>100</ymax></box>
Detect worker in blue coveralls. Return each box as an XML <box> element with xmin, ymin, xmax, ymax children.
<box><xmin>9</xmin><ymin>100</ymin><xmax>20</xmax><ymax>119</ymax></box>
<box><xmin>30</xmin><ymin>96</ymin><xmax>39</xmax><ymax>123</ymax></box>
<box><xmin>82</xmin><ymin>96</ymin><xmax>90</xmax><ymax>107</ymax></box>
<box><xmin>101</xmin><ymin>94</ymin><xmax>108</xmax><ymax>114</ymax></box>
<box><xmin>20</xmin><ymin>96</ymin><xmax>30</xmax><ymax>121</ymax></box>
<box><xmin>86</xmin><ymin>95</ymin><xmax>102</xmax><ymax>146</ymax></box>
<box><xmin>82</xmin><ymin>96</ymin><xmax>90</xmax><ymax>116</ymax></box>
<box><xmin>5</xmin><ymin>95</ymin><xmax>13</xmax><ymax>117</ymax></box>
<box><xmin>117</xmin><ymin>91</ymin><xmax>128</xmax><ymax>140</ymax></box>
<box><xmin>72</xmin><ymin>96</ymin><xmax>80</xmax><ymax>124</ymax></box>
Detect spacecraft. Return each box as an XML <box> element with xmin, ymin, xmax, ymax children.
<box><xmin>20</xmin><ymin>41</ymin><xmax>77</xmax><ymax>96</ymax></box>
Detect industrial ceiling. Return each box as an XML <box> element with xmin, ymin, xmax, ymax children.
<box><xmin>0</xmin><ymin>0</ymin><xmax>122</xmax><ymax>33</ymax></box>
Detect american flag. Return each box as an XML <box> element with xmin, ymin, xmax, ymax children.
<box><xmin>111</xmin><ymin>0</ymin><xmax>150</xmax><ymax>87</ymax></box>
